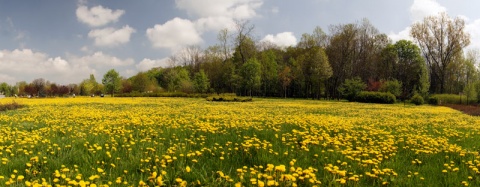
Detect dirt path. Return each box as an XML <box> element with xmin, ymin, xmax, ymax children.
<box><xmin>444</xmin><ymin>104</ymin><xmax>480</xmax><ymax>116</ymax></box>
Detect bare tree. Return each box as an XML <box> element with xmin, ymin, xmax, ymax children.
<box><xmin>234</xmin><ymin>20</ymin><xmax>255</xmax><ymax>64</ymax></box>
<box><xmin>411</xmin><ymin>12</ymin><xmax>470</xmax><ymax>93</ymax></box>
<box><xmin>217</xmin><ymin>28</ymin><xmax>231</xmax><ymax>62</ymax></box>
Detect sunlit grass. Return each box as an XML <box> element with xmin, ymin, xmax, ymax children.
<box><xmin>0</xmin><ymin>97</ymin><xmax>479</xmax><ymax>186</ymax></box>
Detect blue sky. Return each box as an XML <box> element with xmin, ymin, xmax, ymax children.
<box><xmin>1</xmin><ymin>0</ymin><xmax>480</xmax><ymax>85</ymax></box>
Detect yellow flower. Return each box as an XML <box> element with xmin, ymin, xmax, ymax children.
<box><xmin>186</xmin><ymin>166</ymin><xmax>191</xmax><ymax>173</ymax></box>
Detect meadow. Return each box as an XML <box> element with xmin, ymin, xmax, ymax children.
<box><xmin>0</xmin><ymin>97</ymin><xmax>479</xmax><ymax>187</ymax></box>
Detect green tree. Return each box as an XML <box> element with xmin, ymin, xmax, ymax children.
<box><xmin>379</xmin><ymin>80</ymin><xmax>402</xmax><ymax>97</ymax></box>
<box><xmin>260</xmin><ymin>50</ymin><xmax>278</xmax><ymax>96</ymax></box>
<box><xmin>0</xmin><ymin>82</ymin><xmax>11</xmax><ymax>96</ymax></box>
<box><xmin>193</xmin><ymin>69</ymin><xmax>210</xmax><ymax>93</ymax></box>
<box><xmin>338</xmin><ymin>77</ymin><xmax>366</xmax><ymax>101</ymax></box>
<box><xmin>393</xmin><ymin>40</ymin><xmax>429</xmax><ymax>98</ymax></box>
<box><xmin>241</xmin><ymin>58</ymin><xmax>261</xmax><ymax>96</ymax></box>
<box><xmin>131</xmin><ymin>72</ymin><xmax>154</xmax><ymax>93</ymax></box>
<box><xmin>102</xmin><ymin>69</ymin><xmax>122</xmax><ymax>97</ymax></box>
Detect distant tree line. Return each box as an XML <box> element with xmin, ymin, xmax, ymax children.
<box><xmin>2</xmin><ymin>13</ymin><xmax>480</xmax><ymax>102</ymax></box>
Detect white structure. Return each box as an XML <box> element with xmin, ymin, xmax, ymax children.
<box><xmin>0</xmin><ymin>94</ymin><xmax>5</xmax><ymax>99</ymax></box>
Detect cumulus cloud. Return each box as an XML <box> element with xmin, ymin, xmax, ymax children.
<box><xmin>175</xmin><ymin>0</ymin><xmax>263</xmax><ymax>20</ymax></box>
<box><xmin>388</xmin><ymin>0</ymin><xmax>446</xmax><ymax>42</ymax></box>
<box><xmin>146</xmin><ymin>18</ymin><xmax>203</xmax><ymax>51</ymax></box>
<box><xmin>68</xmin><ymin>51</ymin><xmax>134</xmax><ymax>67</ymax></box>
<box><xmin>410</xmin><ymin>0</ymin><xmax>446</xmax><ymax>22</ymax></box>
<box><xmin>260</xmin><ymin>32</ymin><xmax>297</xmax><ymax>47</ymax></box>
<box><xmin>136</xmin><ymin>58</ymin><xmax>170</xmax><ymax>71</ymax></box>
<box><xmin>175</xmin><ymin>0</ymin><xmax>263</xmax><ymax>32</ymax></box>
<box><xmin>88</xmin><ymin>25</ymin><xmax>136</xmax><ymax>47</ymax></box>
<box><xmin>194</xmin><ymin>16</ymin><xmax>235</xmax><ymax>32</ymax></box>
<box><xmin>388</xmin><ymin>27</ymin><xmax>412</xmax><ymax>43</ymax></box>
<box><xmin>0</xmin><ymin>49</ymin><xmax>88</xmax><ymax>84</ymax></box>
<box><xmin>76</xmin><ymin>5</ymin><xmax>125</xmax><ymax>27</ymax></box>
<box><xmin>465</xmin><ymin>19</ymin><xmax>480</xmax><ymax>50</ymax></box>
<box><xmin>146</xmin><ymin>0</ymin><xmax>264</xmax><ymax>52</ymax></box>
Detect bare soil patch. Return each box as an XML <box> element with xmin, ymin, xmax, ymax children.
<box><xmin>444</xmin><ymin>104</ymin><xmax>480</xmax><ymax>116</ymax></box>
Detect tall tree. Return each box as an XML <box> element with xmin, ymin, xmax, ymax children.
<box><xmin>394</xmin><ymin>40</ymin><xmax>429</xmax><ymax>98</ymax></box>
<box><xmin>193</xmin><ymin>69</ymin><xmax>210</xmax><ymax>93</ymax></box>
<box><xmin>233</xmin><ymin>20</ymin><xmax>256</xmax><ymax>65</ymax></box>
<box><xmin>411</xmin><ymin>12</ymin><xmax>470</xmax><ymax>93</ymax></box>
<box><xmin>131</xmin><ymin>72</ymin><xmax>154</xmax><ymax>93</ymax></box>
<box><xmin>241</xmin><ymin>58</ymin><xmax>261</xmax><ymax>96</ymax></box>
<box><xmin>102</xmin><ymin>69</ymin><xmax>122</xmax><ymax>97</ymax></box>
<box><xmin>32</xmin><ymin>78</ymin><xmax>46</xmax><ymax>97</ymax></box>
<box><xmin>259</xmin><ymin>50</ymin><xmax>278</xmax><ymax>96</ymax></box>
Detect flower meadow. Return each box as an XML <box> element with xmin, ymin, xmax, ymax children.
<box><xmin>0</xmin><ymin>97</ymin><xmax>480</xmax><ymax>187</ymax></box>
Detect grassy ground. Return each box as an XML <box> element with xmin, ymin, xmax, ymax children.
<box><xmin>0</xmin><ymin>97</ymin><xmax>479</xmax><ymax>186</ymax></box>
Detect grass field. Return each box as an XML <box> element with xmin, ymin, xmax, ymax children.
<box><xmin>0</xmin><ymin>97</ymin><xmax>479</xmax><ymax>187</ymax></box>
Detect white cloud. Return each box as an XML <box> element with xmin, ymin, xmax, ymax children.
<box><xmin>261</xmin><ymin>32</ymin><xmax>297</xmax><ymax>47</ymax></box>
<box><xmin>388</xmin><ymin>0</ymin><xmax>446</xmax><ymax>42</ymax></box>
<box><xmin>136</xmin><ymin>58</ymin><xmax>170</xmax><ymax>71</ymax></box>
<box><xmin>146</xmin><ymin>18</ymin><xmax>203</xmax><ymax>51</ymax></box>
<box><xmin>195</xmin><ymin>16</ymin><xmax>235</xmax><ymax>32</ymax></box>
<box><xmin>388</xmin><ymin>27</ymin><xmax>412</xmax><ymax>43</ymax></box>
<box><xmin>88</xmin><ymin>25</ymin><xmax>136</xmax><ymax>47</ymax></box>
<box><xmin>175</xmin><ymin>0</ymin><xmax>263</xmax><ymax>32</ymax></box>
<box><xmin>0</xmin><ymin>49</ymin><xmax>89</xmax><ymax>84</ymax></box>
<box><xmin>410</xmin><ymin>0</ymin><xmax>446</xmax><ymax>22</ymax></box>
<box><xmin>68</xmin><ymin>51</ymin><xmax>134</xmax><ymax>67</ymax></box>
<box><xmin>175</xmin><ymin>0</ymin><xmax>263</xmax><ymax>19</ymax></box>
<box><xmin>465</xmin><ymin>19</ymin><xmax>480</xmax><ymax>50</ymax></box>
<box><xmin>76</xmin><ymin>5</ymin><xmax>125</xmax><ymax>27</ymax></box>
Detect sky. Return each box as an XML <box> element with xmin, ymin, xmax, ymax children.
<box><xmin>1</xmin><ymin>0</ymin><xmax>480</xmax><ymax>85</ymax></box>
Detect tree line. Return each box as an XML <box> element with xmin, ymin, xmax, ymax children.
<box><xmin>1</xmin><ymin>13</ymin><xmax>479</xmax><ymax>102</ymax></box>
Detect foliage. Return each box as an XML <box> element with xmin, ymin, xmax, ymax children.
<box><xmin>240</xmin><ymin>58</ymin><xmax>262</xmax><ymax>96</ymax></box>
<box><xmin>410</xmin><ymin>93</ymin><xmax>425</xmax><ymax>105</ymax></box>
<box><xmin>429</xmin><ymin>94</ymin><xmax>467</xmax><ymax>105</ymax></box>
<box><xmin>378</xmin><ymin>79</ymin><xmax>402</xmax><ymax>97</ymax></box>
<box><xmin>338</xmin><ymin>77</ymin><xmax>366</xmax><ymax>101</ymax></box>
<box><xmin>193</xmin><ymin>70</ymin><xmax>210</xmax><ymax>93</ymax></box>
<box><xmin>354</xmin><ymin>91</ymin><xmax>396</xmax><ymax>104</ymax></box>
<box><xmin>102</xmin><ymin>69</ymin><xmax>122</xmax><ymax>97</ymax></box>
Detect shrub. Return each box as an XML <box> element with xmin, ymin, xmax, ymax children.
<box><xmin>338</xmin><ymin>77</ymin><xmax>367</xmax><ymax>101</ymax></box>
<box><xmin>429</xmin><ymin>94</ymin><xmax>466</xmax><ymax>105</ymax></box>
<box><xmin>206</xmin><ymin>96</ymin><xmax>252</xmax><ymax>102</ymax></box>
<box><xmin>0</xmin><ymin>101</ymin><xmax>24</xmax><ymax>112</ymax></box>
<box><xmin>410</xmin><ymin>93</ymin><xmax>424</xmax><ymax>105</ymax></box>
<box><xmin>379</xmin><ymin>79</ymin><xmax>402</xmax><ymax>97</ymax></box>
<box><xmin>354</xmin><ymin>91</ymin><xmax>396</xmax><ymax>104</ymax></box>
<box><xmin>428</xmin><ymin>96</ymin><xmax>439</xmax><ymax>105</ymax></box>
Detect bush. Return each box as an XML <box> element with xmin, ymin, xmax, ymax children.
<box><xmin>116</xmin><ymin>92</ymin><xmax>209</xmax><ymax>98</ymax></box>
<box><xmin>379</xmin><ymin>79</ymin><xmax>402</xmax><ymax>97</ymax></box>
<box><xmin>428</xmin><ymin>96</ymin><xmax>439</xmax><ymax>105</ymax></box>
<box><xmin>338</xmin><ymin>77</ymin><xmax>367</xmax><ymax>101</ymax></box>
<box><xmin>428</xmin><ymin>94</ymin><xmax>466</xmax><ymax>105</ymax></box>
<box><xmin>410</xmin><ymin>94</ymin><xmax>424</xmax><ymax>105</ymax></box>
<box><xmin>0</xmin><ymin>101</ymin><xmax>24</xmax><ymax>112</ymax></box>
<box><xmin>206</xmin><ymin>96</ymin><xmax>252</xmax><ymax>102</ymax></box>
<box><xmin>354</xmin><ymin>91</ymin><xmax>396</xmax><ymax>104</ymax></box>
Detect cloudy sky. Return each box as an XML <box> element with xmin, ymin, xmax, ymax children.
<box><xmin>1</xmin><ymin>0</ymin><xmax>480</xmax><ymax>85</ymax></box>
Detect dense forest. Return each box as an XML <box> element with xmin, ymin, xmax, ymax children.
<box><xmin>1</xmin><ymin>13</ymin><xmax>479</xmax><ymax>102</ymax></box>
